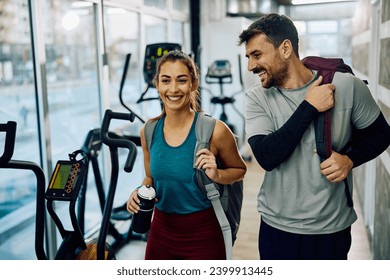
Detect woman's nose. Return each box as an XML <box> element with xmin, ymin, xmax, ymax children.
<box><xmin>170</xmin><ymin>82</ymin><xmax>178</xmax><ymax>92</ymax></box>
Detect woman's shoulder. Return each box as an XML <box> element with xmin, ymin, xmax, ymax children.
<box><xmin>212</xmin><ymin>119</ymin><xmax>235</xmax><ymax>143</ymax></box>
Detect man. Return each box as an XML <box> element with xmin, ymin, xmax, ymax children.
<box><xmin>238</xmin><ymin>13</ymin><xmax>390</xmax><ymax>259</ymax></box>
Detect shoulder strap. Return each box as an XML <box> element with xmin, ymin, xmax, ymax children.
<box><xmin>193</xmin><ymin>113</ymin><xmax>233</xmax><ymax>260</ymax></box>
<box><xmin>302</xmin><ymin>56</ymin><xmax>354</xmax><ymax>84</ymax></box>
<box><xmin>302</xmin><ymin>56</ymin><xmax>341</xmax><ymax>160</ymax></box>
<box><xmin>193</xmin><ymin>113</ymin><xmax>216</xmax><ymax>168</ymax></box>
<box><xmin>302</xmin><ymin>56</ymin><xmax>354</xmax><ymax>208</ymax></box>
<box><xmin>144</xmin><ymin>119</ymin><xmax>158</xmax><ymax>152</ymax></box>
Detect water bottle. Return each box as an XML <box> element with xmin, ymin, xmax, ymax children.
<box><xmin>131</xmin><ymin>185</ymin><xmax>156</xmax><ymax>234</ymax></box>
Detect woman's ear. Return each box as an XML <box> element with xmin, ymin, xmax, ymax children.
<box><xmin>191</xmin><ymin>78</ymin><xmax>199</xmax><ymax>91</ymax></box>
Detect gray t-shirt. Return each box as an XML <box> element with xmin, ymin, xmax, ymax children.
<box><xmin>245</xmin><ymin>71</ymin><xmax>380</xmax><ymax>234</ymax></box>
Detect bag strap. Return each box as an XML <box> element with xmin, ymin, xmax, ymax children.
<box><xmin>302</xmin><ymin>56</ymin><xmax>353</xmax><ymax>208</ymax></box>
<box><xmin>144</xmin><ymin>119</ymin><xmax>158</xmax><ymax>152</ymax></box>
<box><xmin>193</xmin><ymin>113</ymin><xmax>233</xmax><ymax>260</ymax></box>
<box><xmin>302</xmin><ymin>56</ymin><xmax>339</xmax><ymax>160</ymax></box>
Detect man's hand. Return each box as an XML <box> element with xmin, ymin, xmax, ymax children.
<box><xmin>306</xmin><ymin>76</ymin><xmax>336</xmax><ymax>112</ymax></box>
<box><xmin>320</xmin><ymin>150</ymin><xmax>353</xmax><ymax>183</ymax></box>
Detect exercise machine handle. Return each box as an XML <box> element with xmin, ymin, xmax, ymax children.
<box><xmin>0</xmin><ymin>121</ymin><xmax>17</xmax><ymax>164</ymax></box>
<box><xmin>100</xmin><ymin>109</ymin><xmax>137</xmax><ymax>172</ymax></box>
<box><xmin>98</xmin><ymin>109</ymin><xmax>138</xmax><ymax>259</ymax></box>
<box><xmin>118</xmin><ymin>53</ymin><xmax>146</xmax><ymax>124</ymax></box>
<box><xmin>0</xmin><ymin>121</ymin><xmax>47</xmax><ymax>259</ymax></box>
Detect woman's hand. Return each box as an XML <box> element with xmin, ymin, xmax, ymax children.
<box><xmin>127</xmin><ymin>189</ymin><xmax>140</xmax><ymax>214</ymax></box>
<box><xmin>195</xmin><ymin>148</ymin><xmax>219</xmax><ymax>181</ymax></box>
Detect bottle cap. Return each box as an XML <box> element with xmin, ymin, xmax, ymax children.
<box><xmin>138</xmin><ymin>185</ymin><xmax>155</xmax><ymax>200</ymax></box>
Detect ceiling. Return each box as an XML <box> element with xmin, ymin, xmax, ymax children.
<box><xmin>274</xmin><ymin>0</ymin><xmax>292</xmax><ymax>4</ymax></box>
<box><xmin>226</xmin><ymin>0</ymin><xmax>358</xmax><ymax>20</ymax></box>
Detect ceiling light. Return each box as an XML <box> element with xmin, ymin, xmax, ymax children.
<box><xmin>292</xmin><ymin>0</ymin><xmax>353</xmax><ymax>4</ymax></box>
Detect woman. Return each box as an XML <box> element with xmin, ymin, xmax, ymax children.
<box><xmin>127</xmin><ymin>50</ymin><xmax>247</xmax><ymax>260</ymax></box>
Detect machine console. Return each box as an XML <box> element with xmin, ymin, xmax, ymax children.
<box><xmin>143</xmin><ymin>43</ymin><xmax>181</xmax><ymax>86</ymax></box>
<box><xmin>45</xmin><ymin>153</ymin><xmax>87</xmax><ymax>201</ymax></box>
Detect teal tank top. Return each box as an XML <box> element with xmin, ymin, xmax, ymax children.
<box><xmin>149</xmin><ymin>112</ymin><xmax>211</xmax><ymax>214</ymax></box>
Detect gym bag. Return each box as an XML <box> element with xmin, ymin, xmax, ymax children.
<box><xmin>302</xmin><ymin>56</ymin><xmax>367</xmax><ymax>208</ymax></box>
<box><xmin>144</xmin><ymin>113</ymin><xmax>243</xmax><ymax>260</ymax></box>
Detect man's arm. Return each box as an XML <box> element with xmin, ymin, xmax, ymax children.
<box><xmin>248</xmin><ymin>100</ymin><xmax>317</xmax><ymax>171</ymax></box>
<box><xmin>345</xmin><ymin>112</ymin><xmax>390</xmax><ymax>168</ymax></box>
<box><xmin>320</xmin><ymin>112</ymin><xmax>390</xmax><ymax>183</ymax></box>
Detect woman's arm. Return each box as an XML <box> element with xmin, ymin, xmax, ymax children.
<box><xmin>196</xmin><ymin>120</ymin><xmax>247</xmax><ymax>185</ymax></box>
<box><xmin>127</xmin><ymin>126</ymin><xmax>154</xmax><ymax>214</ymax></box>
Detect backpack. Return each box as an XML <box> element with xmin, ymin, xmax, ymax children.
<box><xmin>302</xmin><ymin>56</ymin><xmax>367</xmax><ymax>208</ymax></box>
<box><xmin>143</xmin><ymin>113</ymin><xmax>243</xmax><ymax>260</ymax></box>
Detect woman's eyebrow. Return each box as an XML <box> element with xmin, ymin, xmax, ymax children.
<box><xmin>160</xmin><ymin>74</ymin><xmax>189</xmax><ymax>78</ymax></box>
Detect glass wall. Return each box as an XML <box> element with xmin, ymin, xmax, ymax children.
<box><xmin>0</xmin><ymin>0</ymin><xmax>41</xmax><ymax>259</ymax></box>
<box><xmin>296</xmin><ymin>19</ymin><xmax>353</xmax><ymax>64</ymax></box>
<box><xmin>103</xmin><ymin>6</ymin><xmax>145</xmax><ymax>217</ymax></box>
<box><xmin>0</xmin><ymin>0</ymin><xmax>190</xmax><ymax>260</ymax></box>
<box><xmin>42</xmin><ymin>1</ymin><xmax>100</xmax><ymax>164</ymax></box>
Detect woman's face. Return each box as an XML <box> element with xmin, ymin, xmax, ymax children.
<box><xmin>157</xmin><ymin>60</ymin><xmax>194</xmax><ymax>112</ymax></box>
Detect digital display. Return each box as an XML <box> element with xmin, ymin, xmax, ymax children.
<box><xmin>207</xmin><ymin>60</ymin><xmax>232</xmax><ymax>79</ymax></box>
<box><xmin>216</xmin><ymin>60</ymin><xmax>229</xmax><ymax>68</ymax></box>
<box><xmin>143</xmin><ymin>43</ymin><xmax>181</xmax><ymax>85</ymax></box>
<box><xmin>45</xmin><ymin>160</ymin><xmax>86</xmax><ymax>201</ymax></box>
<box><xmin>49</xmin><ymin>163</ymin><xmax>72</xmax><ymax>190</ymax></box>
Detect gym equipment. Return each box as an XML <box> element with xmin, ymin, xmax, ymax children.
<box><xmin>137</xmin><ymin>43</ymin><xmax>181</xmax><ymax>105</ymax></box>
<box><xmin>205</xmin><ymin>57</ymin><xmax>245</xmax><ymax>135</ymax></box>
<box><xmin>0</xmin><ymin>121</ymin><xmax>47</xmax><ymax>260</ymax></box>
<box><xmin>44</xmin><ymin>149</ymin><xmax>100</xmax><ymax>260</ymax></box>
<box><xmin>32</xmin><ymin>110</ymin><xmax>137</xmax><ymax>260</ymax></box>
<box><xmin>76</xmin><ymin>128</ymin><xmax>144</xmax><ymax>253</ymax></box>
<box><xmin>119</xmin><ymin>53</ymin><xmax>146</xmax><ymax>124</ymax></box>
<box><xmin>96</xmin><ymin>109</ymin><xmax>138</xmax><ymax>259</ymax></box>
<box><xmin>119</xmin><ymin>43</ymin><xmax>182</xmax><ymax>124</ymax></box>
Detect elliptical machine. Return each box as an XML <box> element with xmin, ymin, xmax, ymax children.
<box><xmin>205</xmin><ymin>57</ymin><xmax>245</xmax><ymax>135</ymax></box>
<box><xmin>34</xmin><ymin>110</ymin><xmax>138</xmax><ymax>260</ymax></box>
<box><xmin>0</xmin><ymin>121</ymin><xmax>47</xmax><ymax>260</ymax></box>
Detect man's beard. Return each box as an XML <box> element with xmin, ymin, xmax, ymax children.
<box><xmin>256</xmin><ymin>56</ymin><xmax>289</xmax><ymax>89</ymax></box>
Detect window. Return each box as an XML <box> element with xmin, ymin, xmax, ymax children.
<box><xmin>103</xmin><ymin>6</ymin><xmax>145</xmax><ymax>205</ymax></box>
<box><xmin>41</xmin><ymin>0</ymin><xmax>101</xmax><ymax>240</ymax></box>
<box><xmin>0</xmin><ymin>0</ymin><xmax>190</xmax><ymax>260</ymax></box>
<box><xmin>144</xmin><ymin>0</ymin><xmax>167</xmax><ymax>10</ymax></box>
<box><xmin>0</xmin><ymin>0</ymin><xmax>40</xmax><ymax>260</ymax></box>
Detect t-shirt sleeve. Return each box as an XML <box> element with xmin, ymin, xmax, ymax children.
<box><xmin>350</xmin><ymin>76</ymin><xmax>380</xmax><ymax>129</ymax></box>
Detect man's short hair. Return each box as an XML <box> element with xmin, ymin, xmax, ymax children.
<box><xmin>238</xmin><ymin>13</ymin><xmax>299</xmax><ymax>58</ymax></box>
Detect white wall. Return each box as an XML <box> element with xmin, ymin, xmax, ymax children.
<box><xmin>200</xmin><ymin>0</ymin><xmax>258</xmax><ymax>147</ymax></box>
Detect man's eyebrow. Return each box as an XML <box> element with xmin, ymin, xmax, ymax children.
<box><xmin>247</xmin><ymin>50</ymin><xmax>260</xmax><ymax>58</ymax></box>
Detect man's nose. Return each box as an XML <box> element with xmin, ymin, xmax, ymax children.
<box><xmin>247</xmin><ymin>58</ymin><xmax>256</xmax><ymax>72</ymax></box>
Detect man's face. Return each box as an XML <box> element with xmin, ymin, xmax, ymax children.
<box><xmin>245</xmin><ymin>34</ymin><xmax>288</xmax><ymax>88</ymax></box>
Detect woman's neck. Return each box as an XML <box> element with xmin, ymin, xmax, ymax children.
<box><xmin>164</xmin><ymin>109</ymin><xmax>195</xmax><ymax>129</ymax></box>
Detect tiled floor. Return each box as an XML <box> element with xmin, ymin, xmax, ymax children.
<box><xmin>116</xmin><ymin>159</ymin><xmax>372</xmax><ymax>260</ymax></box>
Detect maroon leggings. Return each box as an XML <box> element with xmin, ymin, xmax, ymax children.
<box><xmin>144</xmin><ymin>207</ymin><xmax>226</xmax><ymax>260</ymax></box>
